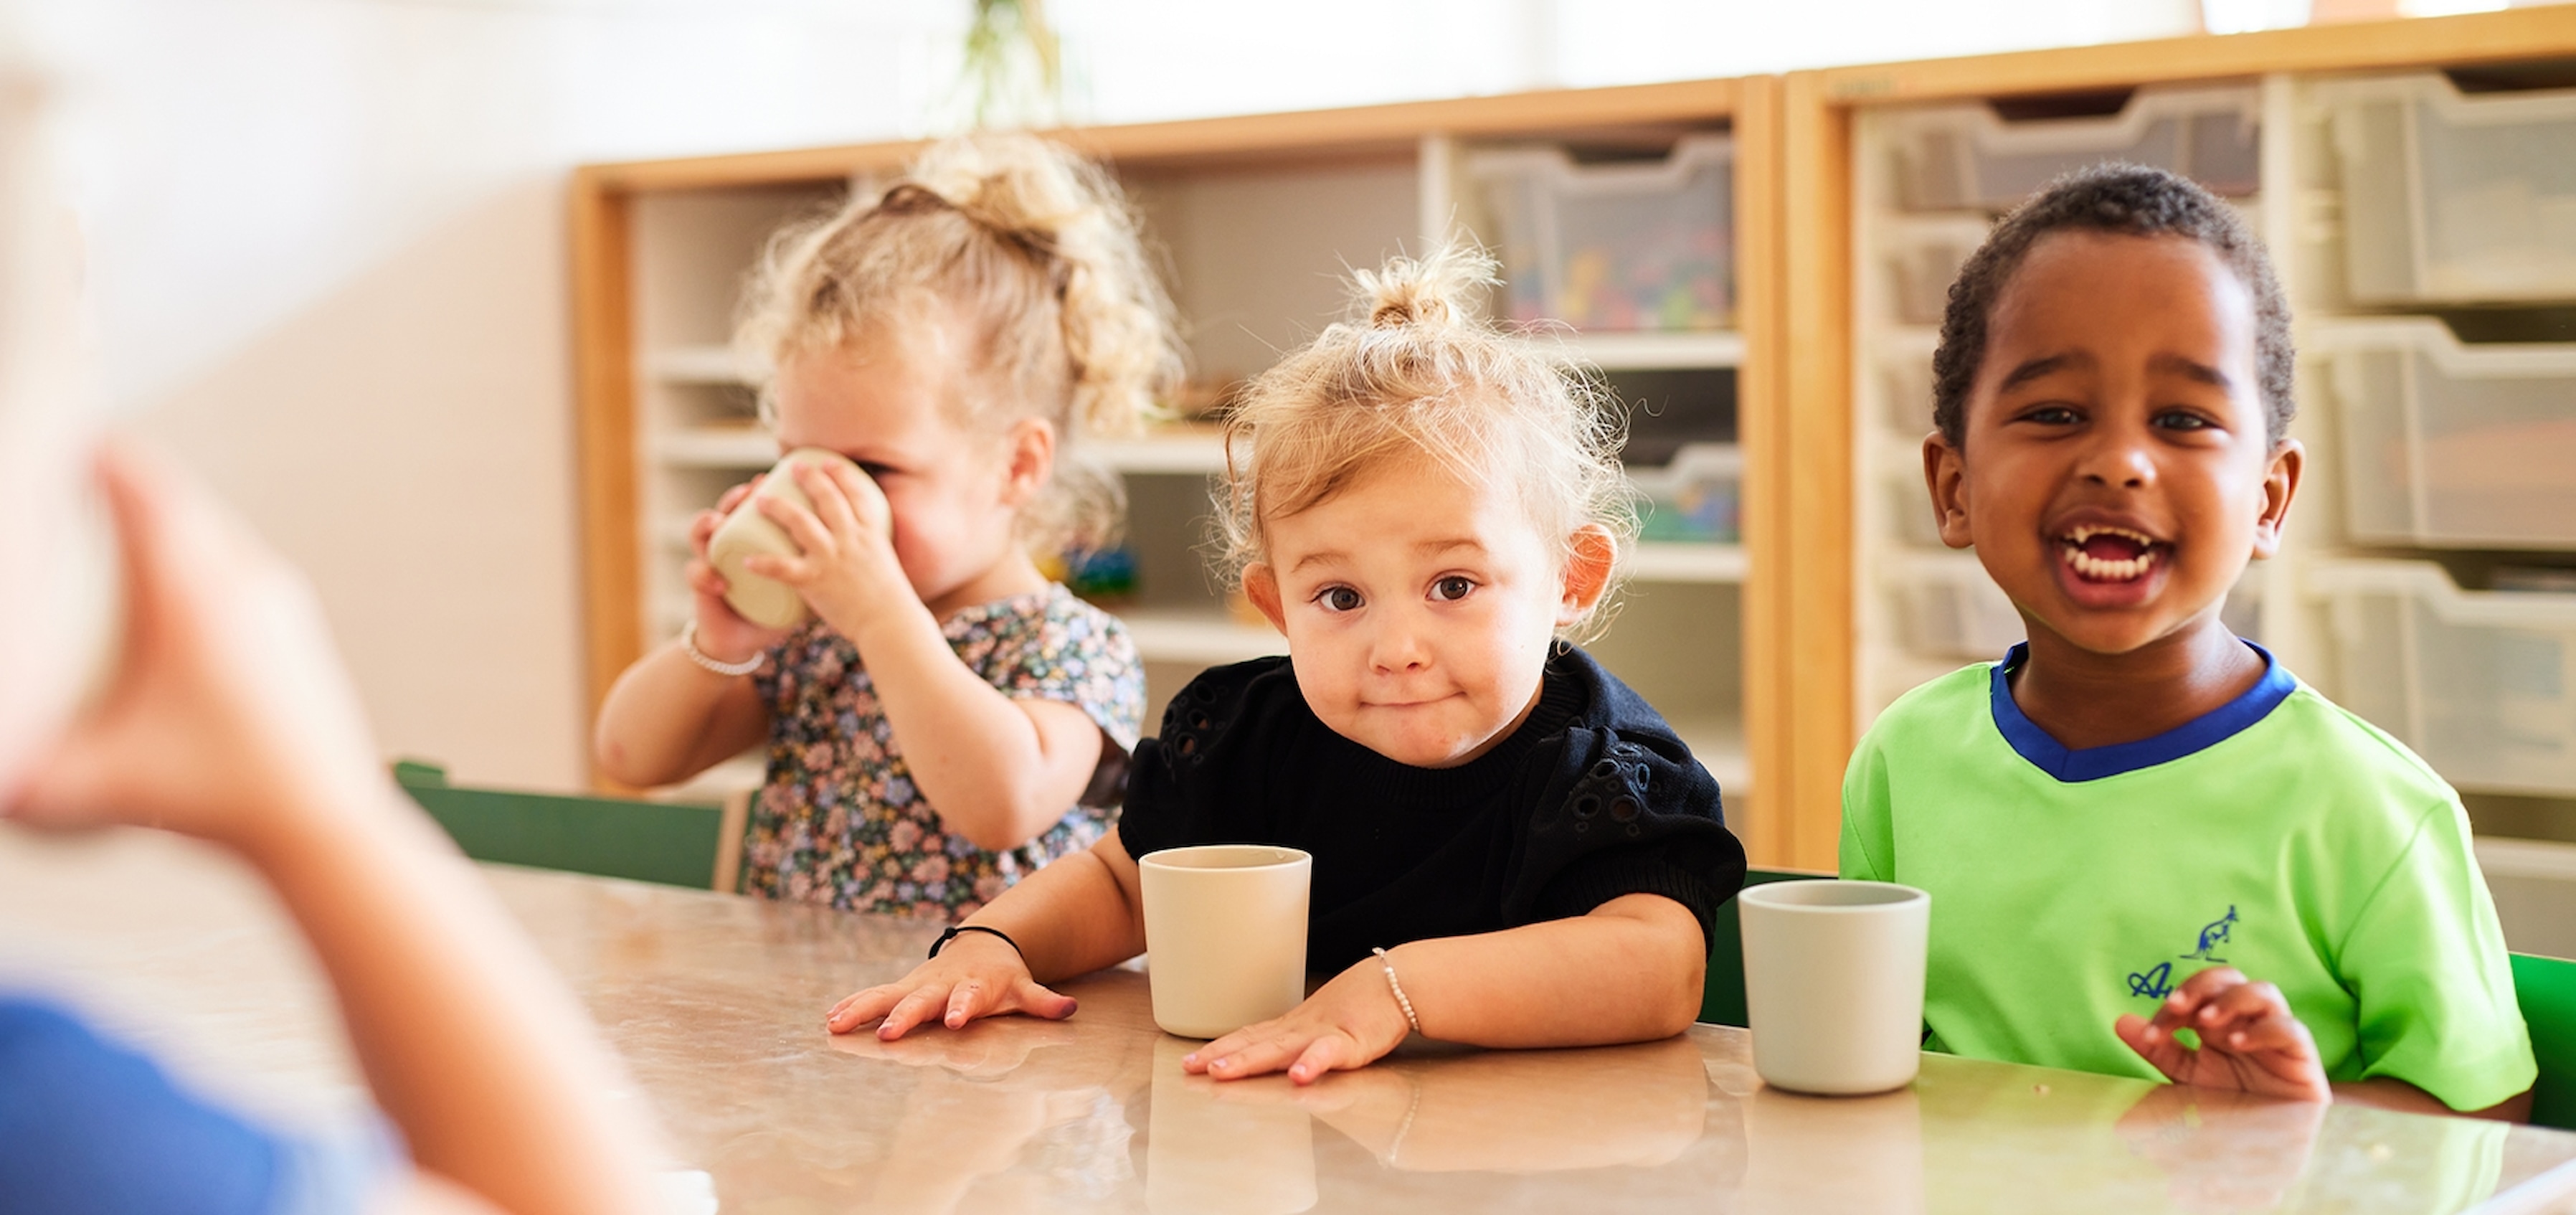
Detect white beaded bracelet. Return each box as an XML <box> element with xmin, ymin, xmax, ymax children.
<box><xmin>1372</xmin><ymin>946</ymin><xmax>1422</xmax><ymax>1036</ymax></box>
<box><xmin>680</xmin><ymin>620</ymin><xmax>765</xmax><ymax>677</ymax></box>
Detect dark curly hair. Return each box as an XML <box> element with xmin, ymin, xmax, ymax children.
<box><xmin>1930</xmin><ymin>163</ymin><xmax>2293</xmax><ymax>450</ymax></box>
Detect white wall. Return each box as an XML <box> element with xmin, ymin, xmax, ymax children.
<box><xmin>39</xmin><ymin>0</ymin><xmax>2225</xmax><ymax>791</ymax></box>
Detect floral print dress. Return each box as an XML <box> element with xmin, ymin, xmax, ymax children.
<box><xmin>744</xmin><ymin>583</ymin><xmax>1145</xmax><ymax>919</ymax></box>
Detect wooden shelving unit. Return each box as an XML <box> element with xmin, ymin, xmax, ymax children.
<box><xmin>570</xmin><ymin>78</ymin><xmax>1791</xmax><ymax>857</ymax></box>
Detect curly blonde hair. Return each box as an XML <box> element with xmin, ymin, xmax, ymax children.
<box><xmin>737</xmin><ymin>133</ymin><xmax>1184</xmax><ymax>552</ymax></box>
<box><xmin>1217</xmin><ymin>245</ymin><xmax>1637</xmax><ymax>638</ymax></box>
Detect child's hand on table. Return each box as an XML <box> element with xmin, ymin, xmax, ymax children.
<box><xmin>742</xmin><ymin>457</ymin><xmax>911</xmax><ymax>640</ymax></box>
<box><xmin>684</xmin><ymin>477</ymin><xmax>793</xmax><ymax>661</ymax></box>
<box><xmin>1184</xmin><ymin>958</ymin><xmax>1415</xmax><ymax>1086</ymax></box>
<box><xmin>2114</xmin><ymin>965</ymin><xmax>2331</xmax><ymax>1103</ymax></box>
<box><xmin>826</xmin><ymin>931</ymin><xmax>1079</xmax><ymax>1040</ymax></box>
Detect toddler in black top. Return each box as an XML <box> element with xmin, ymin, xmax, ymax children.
<box><xmin>825</xmin><ymin>245</ymin><xmax>1748</xmax><ymax>1084</ymax></box>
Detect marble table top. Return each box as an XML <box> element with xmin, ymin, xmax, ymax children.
<box><xmin>3</xmin><ymin>827</ymin><xmax>2572</xmax><ymax>1214</ymax></box>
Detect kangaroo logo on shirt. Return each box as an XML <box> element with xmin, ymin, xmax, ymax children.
<box><xmin>2124</xmin><ymin>904</ymin><xmax>2240</xmax><ymax>1001</ymax></box>
<box><xmin>2182</xmin><ymin>905</ymin><xmax>2237</xmax><ymax>963</ymax></box>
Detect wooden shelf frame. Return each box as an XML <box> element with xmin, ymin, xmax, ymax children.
<box><xmin>571</xmin><ymin>77</ymin><xmax>1789</xmax><ymax>853</ymax></box>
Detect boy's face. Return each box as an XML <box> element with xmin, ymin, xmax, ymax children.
<box><xmin>1923</xmin><ymin>231</ymin><xmax>2301</xmax><ymax>658</ymax></box>
<box><xmin>1242</xmin><ymin>457</ymin><xmax>1609</xmax><ymax>769</ymax></box>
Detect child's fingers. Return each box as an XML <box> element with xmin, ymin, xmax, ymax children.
<box><xmin>2215</xmin><ymin>1010</ymin><xmax>2313</xmax><ymax>1062</ymax></box>
<box><xmin>873</xmin><ymin>986</ymin><xmax>952</xmax><ymax>1041</ymax></box>
<box><xmin>1006</xmin><ymin>977</ymin><xmax>1079</xmax><ymax>1021</ymax></box>
<box><xmin>2116</xmin><ymin>1012</ymin><xmax>2193</xmax><ymax>1081</ymax></box>
<box><xmin>741</xmin><ymin>552</ymin><xmax>815</xmax><ymax>586</ymax></box>
<box><xmin>2194</xmin><ymin>979</ymin><xmax>2292</xmax><ymax>1037</ymax></box>
<box><xmin>755</xmin><ymin>493</ymin><xmax>836</xmax><ymax>561</ymax></box>
<box><xmin>795</xmin><ymin>461</ymin><xmax>866</xmax><ymax>539</ymax></box>
<box><xmin>825</xmin><ymin>985</ymin><xmax>904</xmax><ymax>1034</ymax></box>
<box><xmin>686</xmin><ymin>559</ymin><xmax>729</xmax><ymax>599</ymax></box>
<box><xmin>1203</xmin><ymin>1032</ymin><xmax>1302</xmax><ymax>1082</ymax></box>
<box><xmin>716</xmin><ymin>478</ymin><xmax>758</xmax><ymax>515</ymax></box>
<box><xmin>688</xmin><ymin>509</ymin><xmax>727</xmax><ymax>554</ymax></box>
<box><xmin>1286</xmin><ymin>1036</ymin><xmax>1355</xmax><ymax>1086</ymax></box>
<box><xmin>2151</xmin><ymin>966</ymin><xmax>2248</xmax><ymax>1034</ymax></box>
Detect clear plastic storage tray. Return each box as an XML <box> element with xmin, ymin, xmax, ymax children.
<box><xmin>1472</xmin><ymin>136</ymin><xmax>1733</xmax><ymax>331</ymax></box>
<box><xmin>1884</xmin><ymin>550</ymin><xmax>2024</xmax><ymax>661</ymax></box>
<box><xmin>2326</xmin><ymin>73</ymin><xmax>2576</xmax><ymax>303</ymax></box>
<box><xmin>2312</xmin><ymin>559</ymin><xmax>2576</xmax><ymax>796</ymax></box>
<box><xmin>1887</xmin><ymin>85</ymin><xmax>2260</xmax><ymax>214</ymax></box>
<box><xmin>1629</xmin><ymin>443</ymin><xmax>1741</xmax><ymax>544</ymax></box>
<box><xmin>2312</xmin><ymin>318</ymin><xmax>2576</xmax><ymax>549</ymax></box>
<box><xmin>1883</xmin><ymin>217</ymin><xmax>1989</xmax><ymax>326</ymax></box>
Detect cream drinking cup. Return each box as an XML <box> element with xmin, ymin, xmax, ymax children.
<box><xmin>1138</xmin><ymin>845</ymin><xmax>1312</xmax><ymax>1039</ymax></box>
<box><xmin>1739</xmin><ymin>879</ymin><xmax>1930</xmax><ymax>1095</ymax></box>
<box><xmin>704</xmin><ymin>447</ymin><xmax>868</xmax><ymax>631</ymax></box>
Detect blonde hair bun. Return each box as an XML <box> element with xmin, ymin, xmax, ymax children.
<box><xmin>1356</xmin><ymin>245</ymin><xmax>1497</xmax><ymax>331</ymax></box>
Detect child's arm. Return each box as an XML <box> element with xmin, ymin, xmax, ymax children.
<box><xmin>593</xmin><ymin>479</ymin><xmax>780</xmax><ymax>787</ymax></box>
<box><xmin>9</xmin><ymin>444</ymin><xmax>661</xmax><ymax>1215</ymax></box>
<box><xmin>747</xmin><ymin>458</ymin><xmax>1107</xmax><ymax>852</ymax></box>
<box><xmin>1185</xmin><ymin>893</ymin><xmax>1706</xmax><ymax>1086</ymax></box>
<box><xmin>825</xmin><ymin>826</ymin><xmax>1152</xmax><ymax>1036</ymax></box>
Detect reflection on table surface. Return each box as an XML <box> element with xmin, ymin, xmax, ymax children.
<box><xmin>4</xmin><ymin>830</ymin><xmax>2573</xmax><ymax>1214</ymax></box>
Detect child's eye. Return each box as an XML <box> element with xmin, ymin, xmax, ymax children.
<box><xmin>1430</xmin><ymin>575</ymin><xmax>1477</xmax><ymax>602</ymax></box>
<box><xmin>2018</xmin><ymin>404</ymin><xmax>2081</xmax><ymax>427</ymax></box>
<box><xmin>2151</xmin><ymin>409</ymin><xmax>2215</xmax><ymax>432</ymax></box>
<box><xmin>1313</xmin><ymin>585</ymin><xmax>1363</xmax><ymax>613</ymax></box>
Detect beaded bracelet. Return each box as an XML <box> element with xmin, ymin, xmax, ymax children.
<box><xmin>680</xmin><ymin>620</ymin><xmax>765</xmax><ymax>677</ymax></box>
<box><xmin>1372</xmin><ymin>946</ymin><xmax>1422</xmax><ymax>1035</ymax></box>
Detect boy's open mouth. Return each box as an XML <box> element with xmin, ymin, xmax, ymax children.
<box><xmin>2057</xmin><ymin>524</ymin><xmax>2165</xmax><ymax>582</ymax></box>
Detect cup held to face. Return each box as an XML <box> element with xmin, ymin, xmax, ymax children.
<box><xmin>1137</xmin><ymin>845</ymin><xmax>1313</xmax><ymax>1040</ymax></box>
<box><xmin>1739</xmin><ymin>879</ymin><xmax>1931</xmax><ymax>1096</ymax></box>
<box><xmin>705</xmin><ymin>447</ymin><xmax>867</xmax><ymax>631</ymax></box>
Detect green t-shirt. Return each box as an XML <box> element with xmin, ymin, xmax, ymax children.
<box><xmin>1840</xmin><ymin>643</ymin><xmax>2536</xmax><ymax>1112</ymax></box>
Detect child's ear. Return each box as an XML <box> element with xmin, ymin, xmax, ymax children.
<box><xmin>1241</xmin><ymin>564</ymin><xmax>1288</xmax><ymax>633</ymax></box>
<box><xmin>1556</xmin><ymin>524</ymin><xmax>1616</xmax><ymax>625</ymax></box>
<box><xmin>998</xmin><ymin>417</ymin><xmax>1056</xmax><ymax>507</ymax></box>
<box><xmin>1923</xmin><ymin>432</ymin><xmax>1975</xmax><ymax>549</ymax></box>
<box><xmin>2250</xmin><ymin>438</ymin><xmax>2304</xmax><ymax>559</ymax></box>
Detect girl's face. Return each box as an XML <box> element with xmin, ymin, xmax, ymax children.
<box><xmin>770</xmin><ymin>323</ymin><xmax>1044</xmax><ymax>616</ymax></box>
<box><xmin>1243</xmin><ymin>457</ymin><xmax>1609</xmax><ymax>769</ymax></box>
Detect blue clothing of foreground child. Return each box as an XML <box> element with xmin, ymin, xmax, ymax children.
<box><xmin>826</xmin><ymin>247</ymin><xmax>1748</xmax><ymax>1082</ymax></box>
<box><xmin>1843</xmin><ymin>164</ymin><xmax>2535</xmax><ymax>1118</ymax></box>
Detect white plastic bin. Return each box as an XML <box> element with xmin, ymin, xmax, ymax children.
<box><xmin>1882</xmin><ymin>217</ymin><xmax>1989</xmax><ymax>326</ymax></box>
<box><xmin>1471</xmin><ymin>136</ymin><xmax>1733</xmax><ymax>331</ymax></box>
<box><xmin>2311</xmin><ymin>318</ymin><xmax>2576</xmax><ymax>549</ymax></box>
<box><xmin>2311</xmin><ymin>559</ymin><xmax>2576</xmax><ymax>796</ymax></box>
<box><xmin>2325</xmin><ymin>73</ymin><xmax>2576</xmax><ymax>303</ymax></box>
<box><xmin>1887</xmin><ymin>85</ymin><xmax>2260</xmax><ymax>214</ymax></box>
<box><xmin>1883</xmin><ymin>549</ymin><xmax>2024</xmax><ymax>661</ymax></box>
<box><xmin>1629</xmin><ymin>443</ymin><xmax>1741</xmax><ymax>544</ymax></box>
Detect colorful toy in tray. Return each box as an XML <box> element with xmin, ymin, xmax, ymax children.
<box><xmin>1515</xmin><ymin>227</ymin><xmax>1732</xmax><ymax>332</ymax></box>
<box><xmin>1632</xmin><ymin>444</ymin><xmax>1742</xmax><ymax>544</ymax></box>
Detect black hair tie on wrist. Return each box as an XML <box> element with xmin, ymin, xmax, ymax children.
<box><xmin>929</xmin><ymin>924</ymin><xmax>1024</xmax><ymax>960</ymax></box>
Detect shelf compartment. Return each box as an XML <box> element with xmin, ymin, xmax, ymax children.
<box><xmin>1630</xmin><ymin>443</ymin><xmax>1741</xmax><ymax>547</ymax></box>
<box><xmin>2313</xmin><ymin>318</ymin><xmax>2576</xmax><ymax>549</ymax></box>
<box><xmin>655</xmin><ymin>425</ymin><xmax>779</xmax><ymax>469</ymax></box>
<box><xmin>1084</xmin><ymin>427</ymin><xmax>1228</xmax><ymax>476</ymax></box>
<box><xmin>1471</xmin><ymin>136</ymin><xmax>1735</xmax><ymax>333</ymax></box>
<box><xmin>1880</xmin><ymin>217</ymin><xmax>1988</xmax><ymax>327</ymax></box>
<box><xmin>1629</xmin><ymin>543</ymin><xmax>1747</xmax><ymax>584</ymax></box>
<box><xmin>2326</xmin><ymin>73</ymin><xmax>2576</xmax><ymax>304</ymax></box>
<box><xmin>1549</xmin><ymin>329</ymin><xmax>1746</xmax><ymax>370</ymax></box>
<box><xmin>1881</xmin><ymin>548</ymin><xmax>2023</xmax><ymax>662</ymax></box>
<box><xmin>2312</xmin><ymin>559</ymin><xmax>2576</xmax><ymax>797</ymax></box>
<box><xmin>1887</xmin><ymin>85</ymin><xmax>2260</xmax><ymax>214</ymax></box>
<box><xmin>647</xmin><ymin>344</ymin><xmax>764</xmax><ymax>385</ymax></box>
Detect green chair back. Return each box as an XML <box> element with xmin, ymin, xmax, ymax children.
<box><xmin>393</xmin><ymin>760</ymin><xmax>744</xmax><ymax>892</ymax></box>
<box><xmin>1700</xmin><ymin>868</ymin><xmax>1827</xmax><ymax>1026</ymax></box>
<box><xmin>2514</xmin><ymin>952</ymin><xmax>2576</xmax><ymax>1130</ymax></box>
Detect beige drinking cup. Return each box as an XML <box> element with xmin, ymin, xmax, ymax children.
<box><xmin>704</xmin><ymin>447</ymin><xmax>867</xmax><ymax>631</ymax></box>
<box><xmin>1137</xmin><ymin>845</ymin><xmax>1312</xmax><ymax>1039</ymax></box>
<box><xmin>1739</xmin><ymin>879</ymin><xmax>1931</xmax><ymax>1095</ymax></box>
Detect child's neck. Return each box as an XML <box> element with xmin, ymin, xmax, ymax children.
<box><xmin>2009</xmin><ymin>613</ymin><xmax>2266</xmax><ymax>752</ymax></box>
<box><xmin>924</xmin><ymin>548</ymin><xmax>1049</xmax><ymax>620</ymax></box>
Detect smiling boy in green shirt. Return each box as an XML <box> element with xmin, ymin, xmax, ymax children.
<box><xmin>1842</xmin><ymin>165</ymin><xmax>2534</xmax><ymax>1117</ymax></box>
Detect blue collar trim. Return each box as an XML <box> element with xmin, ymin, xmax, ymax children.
<box><xmin>1989</xmin><ymin>640</ymin><xmax>2296</xmax><ymax>783</ymax></box>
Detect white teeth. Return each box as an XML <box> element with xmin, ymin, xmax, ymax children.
<box><xmin>2063</xmin><ymin>524</ymin><xmax>2156</xmax><ymax>546</ymax></box>
<box><xmin>2064</xmin><ymin>545</ymin><xmax>2160</xmax><ymax>581</ymax></box>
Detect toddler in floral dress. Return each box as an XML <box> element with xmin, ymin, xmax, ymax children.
<box><xmin>594</xmin><ymin>134</ymin><xmax>1181</xmax><ymax>919</ymax></box>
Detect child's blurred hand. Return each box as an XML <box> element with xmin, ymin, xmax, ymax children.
<box><xmin>824</xmin><ymin>932</ymin><xmax>1078</xmax><ymax>1040</ymax></box>
<box><xmin>2114</xmin><ymin>965</ymin><xmax>2331</xmax><ymax>1103</ymax></box>
<box><xmin>1183</xmin><ymin>960</ymin><xmax>1415</xmax><ymax>1086</ymax></box>
<box><xmin>6</xmin><ymin>442</ymin><xmax>392</xmax><ymax>856</ymax></box>
<box><xmin>683</xmin><ymin>476</ymin><xmax>793</xmax><ymax>661</ymax></box>
<box><xmin>743</xmin><ymin>458</ymin><xmax>909</xmax><ymax>640</ymax></box>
